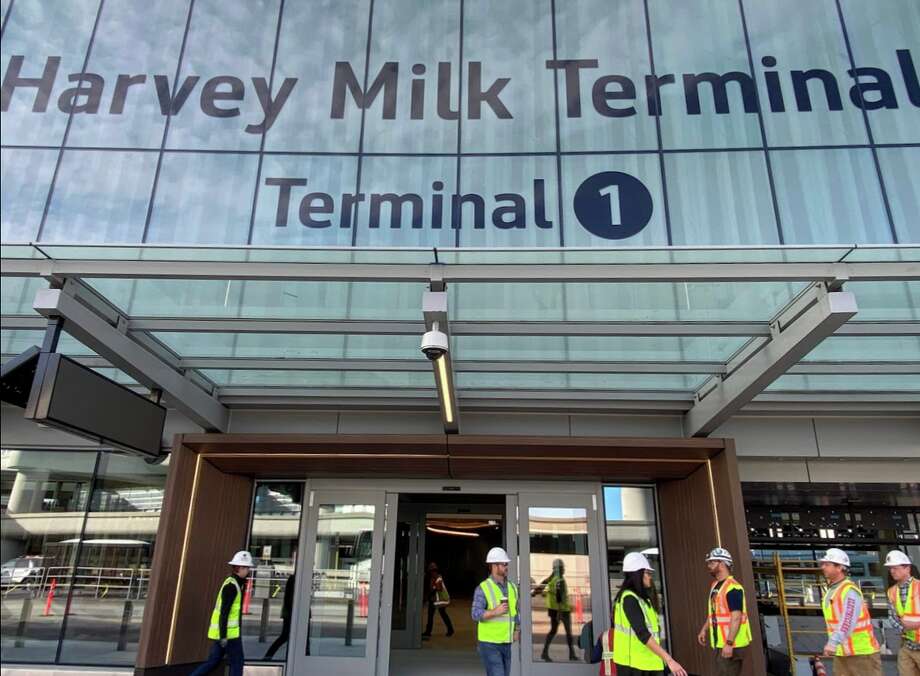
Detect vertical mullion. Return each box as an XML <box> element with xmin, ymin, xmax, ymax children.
<box><xmin>454</xmin><ymin>0</ymin><xmax>465</xmax><ymax>248</ymax></box>
<box><xmin>246</xmin><ymin>0</ymin><xmax>286</xmax><ymax>245</ymax></box>
<box><xmin>140</xmin><ymin>0</ymin><xmax>197</xmax><ymax>243</ymax></box>
<box><xmin>737</xmin><ymin>0</ymin><xmax>785</xmax><ymax>244</ymax></box>
<box><xmin>54</xmin><ymin>451</ymin><xmax>104</xmax><ymax>664</ymax></box>
<box><xmin>1</xmin><ymin>0</ymin><xmax>15</xmax><ymax>36</ymax></box>
<box><xmin>833</xmin><ymin>0</ymin><xmax>899</xmax><ymax>244</ymax></box>
<box><xmin>34</xmin><ymin>0</ymin><xmax>106</xmax><ymax>242</ymax></box>
<box><xmin>642</xmin><ymin>0</ymin><xmax>673</xmax><ymax>246</ymax></box>
<box><xmin>549</xmin><ymin>0</ymin><xmax>565</xmax><ymax>247</ymax></box>
<box><xmin>351</xmin><ymin>0</ymin><xmax>377</xmax><ymax>247</ymax></box>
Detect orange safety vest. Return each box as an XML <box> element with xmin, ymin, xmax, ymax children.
<box><xmin>708</xmin><ymin>576</ymin><xmax>752</xmax><ymax>648</ymax></box>
<box><xmin>822</xmin><ymin>580</ymin><xmax>880</xmax><ymax>657</ymax></box>
<box><xmin>888</xmin><ymin>578</ymin><xmax>920</xmax><ymax>644</ymax></box>
<box><xmin>599</xmin><ymin>628</ymin><xmax>616</xmax><ymax>676</ymax></box>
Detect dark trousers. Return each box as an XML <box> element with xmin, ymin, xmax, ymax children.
<box><xmin>478</xmin><ymin>641</ymin><xmax>512</xmax><ymax>676</ymax></box>
<box><xmin>424</xmin><ymin>602</ymin><xmax>454</xmax><ymax>635</ymax></box>
<box><xmin>613</xmin><ymin>667</ymin><xmax>663</xmax><ymax>676</ymax></box>
<box><xmin>189</xmin><ymin>638</ymin><xmax>244</xmax><ymax>676</ymax></box>
<box><xmin>264</xmin><ymin>618</ymin><xmax>290</xmax><ymax>659</ymax></box>
<box><xmin>542</xmin><ymin>608</ymin><xmax>576</xmax><ymax>657</ymax></box>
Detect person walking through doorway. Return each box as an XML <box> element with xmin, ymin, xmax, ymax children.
<box><xmin>422</xmin><ymin>561</ymin><xmax>454</xmax><ymax>639</ymax></box>
<box><xmin>189</xmin><ymin>550</ymin><xmax>253</xmax><ymax>676</ymax></box>
<box><xmin>472</xmin><ymin>547</ymin><xmax>519</xmax><ymax>676</ymax></box>
<box><xmin>696</xmin><ymin>547</ymin><xmax>751</xmax><ymax>676</ymax></box>
<box><xmin>535</xmin><ymin>558</ymin><xmax>578</xmax><ymax>661</ymax></box>
<box><xmin>611</xmin><ymin>552</ymin><xmax>687</xmax><ymax>676</ymax></box>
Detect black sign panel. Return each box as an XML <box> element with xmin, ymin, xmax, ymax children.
<box><xmin>24</xmin><ymin>353</ymin><xmax>166</xmax><ymax>458</ymax></box>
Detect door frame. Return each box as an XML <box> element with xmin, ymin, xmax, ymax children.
<box><xmin>287</xmin><ymin>486</ymin><xmax>388</xmax><ymax>676</ymax></box>
<box><xmin>290</xmin><ymin>479</ymin><xmax>607</xmax><ymax>676</ymax></box>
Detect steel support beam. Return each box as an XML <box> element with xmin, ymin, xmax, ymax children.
<box><xmin>685</xmin><ymin>285</ymin><xmax>858</xmax><ymax>437</ymax></box>
<box><xmin>2</xmin><ymin>258</ymin><xmax>918</xmax><ymax>282</ymax></box>
<box><xmin>32</xmin><ymin>286</ymin><xmax>229</xmax><ymax>432</ymax></box>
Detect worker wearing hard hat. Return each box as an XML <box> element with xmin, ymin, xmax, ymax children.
<box><xmin>611</xmin><ymin>552</ymin><xmax>687</xmax><ymax>676</ymax></box>
<box><xmin>819</xmin><ymin>547</ymin><xmax>881</xmax><ymax>676</ymax></box>
<box><xmin>535</xmin><ymin>558</ymin><xmax>578</xmax><ymax>662</ymax></box>
<box><xmin>696</xmin><ymin>547</ymin><xmax>751</xmax><ymax>676</ymax></box>
<box><xmin>885</xmin><ymin>550</ymin><xmax>920</xmax><ymax>675</ymax></box>
<box><xmin>471</xmin><ymin>546</ymin><xmax>519</xmax><ymax>676</ymax></box>
<box><xmin>189</xmin><ymin>550</ymin><xmax>254</xmax><ymax>676</ymax></box>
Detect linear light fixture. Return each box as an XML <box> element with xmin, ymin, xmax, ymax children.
<box><xmin>423</xmin><ymin>289</ymin><xmax>460</xmax><ymax>433</ymax></box>
<box><xmin>427</xmin><ymin>526</ymin><xmax>479</xmax><ymax>538</ymax></box>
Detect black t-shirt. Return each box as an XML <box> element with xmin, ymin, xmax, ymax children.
<box><xmin>622</xmin><ymin>594</ymin><xmax>653</xmax><ymax>644</ymax></box>
<box><xmin>709</xmin><ymin>579</ymin><xmax>744</xmax><ymax>645</ymax></box>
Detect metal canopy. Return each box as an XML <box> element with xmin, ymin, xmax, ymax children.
<box><xmin>1</xmin><ymin>243</ymin><xmax>918</xmax><ymax>434</ymax></box>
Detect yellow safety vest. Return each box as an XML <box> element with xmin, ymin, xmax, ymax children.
<box><xmin>208</xmin><ymin>577</ymin><xmax>242</xmax><ymax>640</ymax></box>
<box><xmin>613</xmin><ymin>590</ymin><xmax>664</xmax><ymax>671</ymax></box>
<box><xmin>545</xmin><ymin>574</ymin><xmax>571</xmax><ymax>612</ymax></box>
<box><xmin>708</xmin><ymin>576</ymin><xmax>752</xmax><ymax>648</ymax></box>
<box><xmin>477</xmin><ymin>577</ymin><xmax>517</xmax><ymax>644</ymax></box>
<box><xmin>599</xmin><ymin>628</ymin><xmax>616</xmax><ymax>676</ymax></box>
<box><xmin>888</xmin><ymin>578</ymin><xmax>920</xmax><ymax>644</ymax></box>
<box><xmin>821</xmin><ymin>579</ymin><xmax>879</xmax><ymax>656</ymax></box>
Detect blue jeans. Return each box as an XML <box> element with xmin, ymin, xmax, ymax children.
<box><xmin>478</xmin><ymin>641</ymin><xmax>511</xmax><ymax>676</ymax></box>
<box><xmin>189</xmin><ymin>638</ymin><xmax>244</xmax><ymax>676</ymax></box>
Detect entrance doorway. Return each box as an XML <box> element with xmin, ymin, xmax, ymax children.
<box><xmin>389</xmin><ymin>493</ymin><xmax>506</xmax><ymax>676</ymax></box>
<box><xmin>286</xmin><ymin>480</ymin><xmax>608</xmax><ymax>676</ymax></box>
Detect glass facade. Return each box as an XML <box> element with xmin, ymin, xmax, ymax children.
<box><xmin>1</xmin><ymin>0</ymin><xmax>917</xmax><ymax>246</ymax></box>
<box><xmin>0</xmin><ymin>449</ymin><xmax>166</xmax><ymax>665</ymax></box>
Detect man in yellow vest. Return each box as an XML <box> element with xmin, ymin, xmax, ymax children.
<box><xmin>819</xmin><ymin>547</ymin><xmax>881</xmax><ymax>676</ymax></box>
<box><xmin>885</xmin><ymin>550</ymin><xmax>920</xmax><ymax>675</ymax></box>
<box><xmin>537</xmin><ymin>558</ymin><xmax>578</xmax><ymax>662</ymax></box>
<box><xmin>696</xmin><ymin>547</ymin><xmax>751</xmax><ymax>676</ymax></box>
<box><xmin>612</xmin><ymin>552</ymin><xmax>687</xmax><ymax>676</ymax></box>
<box><xmin>471</xmin><ymin>547</ymin><xmax>519</xmax><ymax>676</ymax></box>
<box><xmin>189</xmin><ymin>550</ymin><xmax>253</xmax><ymax>676</ymax></box>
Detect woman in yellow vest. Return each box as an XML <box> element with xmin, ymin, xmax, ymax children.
<box><xmin>612</xmin><ymin>552</ymin><xmax>687</xmax><ymax>676</ymax></box>
<box><xmin>819</xmin><ymin>548</ymin><xmax>881</xmax><ymax>676</ymax></box>
<box><xmin>189</xmin><ymin>550</ymin><xmax>254</xmax><ymax>676</ymax></box>
<box><xmin>885</xmin><ymin>550</ymin><xmax>920</xmax><ymax>676</ymax></box>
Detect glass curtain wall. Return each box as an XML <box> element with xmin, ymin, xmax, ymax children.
<box><xmin>0</xmin><ymin>449</ymin><xmax>166</xmax><ymax>665</ymax></box>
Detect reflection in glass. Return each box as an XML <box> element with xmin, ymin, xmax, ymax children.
<box><xmin>649</xmin><ymin>0</ymin><xmax>761</xmax><ymax>149</ymax></box>
<box><xmin>42</xmin><ymin>150</ymin><xmax>158</xmax><ymax>243</ymax></box>
<box><xmin>244</xmin><ymin>482</ymin><xmax>303</xmax><ymax>662</ymax></box>
<box><xmin>877</xmin><ymin>148</ymin><xmax>920</xmax><ymax>244</ymax></box>
<box><xmin>58</xmin><ymin>454</ymin><xmax>167</xmax><ymax>664</ymax></box>
<box><xmin>145</xmin><ymin>152</ymin><xmax>259</xmax><ymax>244</ymax></box>
<box><xmin>0</xmin><ymin>149</ymin><xmax>58</xmax><ymax>242</ymax></box>
<box><xmin>66</xmin><ymin>0</ymin><xmax>189</xmax><ymax>148</ymax></box>
<box><xmin>0</xmin><ymin>0</ymin><xmax>99</xmax><ymax>145</ymax></box>
<box><xmin>307</xmin><ymin>504</ymin><xmax>375</xmax><ymax>657</ymax></box>
<box><xmin>528</xmin><ymin>507</ymin><xmax>590</xmax><ymax>663</ymax></box>
<box><xmin>0</xmin><ymin>450</ymin><xmax>98</xmax><ymax>661</ymax></box>
<box><xmin>771</xmin><ymin>149</ymin><xmax>890</xmax><ymax>244</ymax></box>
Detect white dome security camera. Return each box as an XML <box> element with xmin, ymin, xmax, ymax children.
<box><xmin>421</xmin><ymin>327</ymin><xmax>449</xmax><ymax>360</ymax></box>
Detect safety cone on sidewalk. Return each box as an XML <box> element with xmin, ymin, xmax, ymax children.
<box><xmin>242</xmin><ymin>576</ymin><xmax>253</xmax><ymax>615</ymax></box>
<box><xmin>44</xmin><ymin>578</ymin><xmax>57</xmax><ymax>616</ymax></box>
<box><xmin>574</xmin><ymin>589</ymin><xmax>584</xmax><ymax>624</ymax></box>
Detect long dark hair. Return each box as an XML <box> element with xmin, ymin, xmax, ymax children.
<box><xmin>614</xmin><ymin>570</ymin><xmax>660</xmax><ymax>613</ymax></box>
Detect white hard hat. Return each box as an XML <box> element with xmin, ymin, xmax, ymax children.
<box><xmin>705</xmin><ymin>547</ymin><xmax>733</xmax><ymax>565</ymax></box>
<box><xmin>819</xmin><ymin>548</ymin><xmax>850</xmax><ymax>567</ymax></box>
<box><xmin>623</xmin><ymin>552</ymin><xmax>654</xmax><ymax>573</ymax></box>
<box><xmin>885</xmin><ymin>550</ymin><xmax>913</xmax><ymax>567</ymax></box>
<box><xmin>228</xmin><ymin>550</ymin><xmax>254</xmax><ymax>567</ymax></box>
<box><xmin>486</xmin><ymin>547</ymin><xmax>511</xmax><ymax>564</ymax></box>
